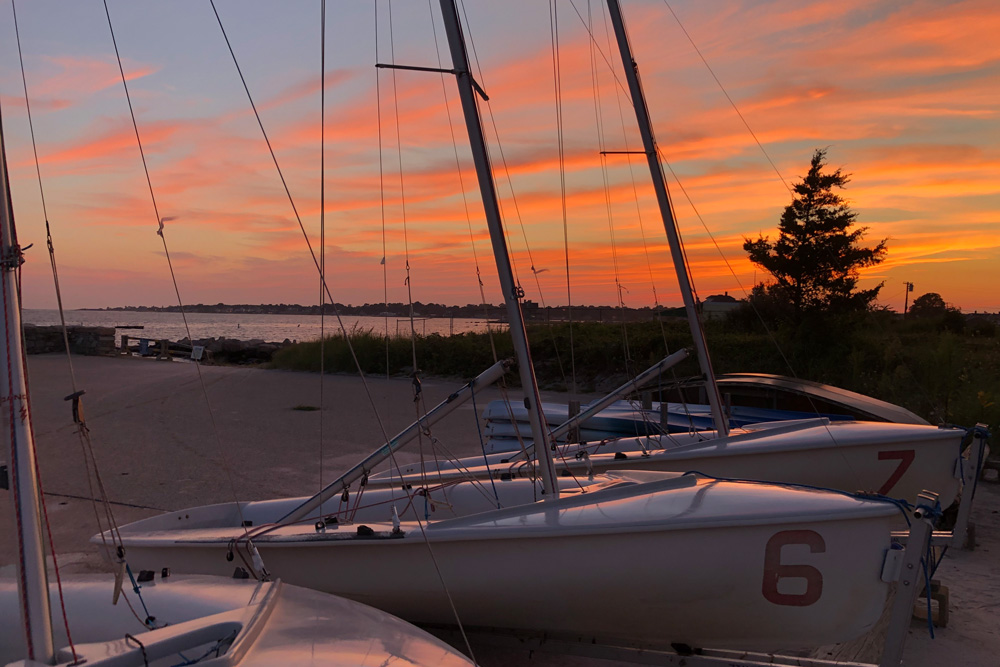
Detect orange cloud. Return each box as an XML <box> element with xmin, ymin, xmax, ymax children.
<box><xmin>7</xmin><ymin>1</ymin><xmax>998</xmax><ymax>312</ymax></box>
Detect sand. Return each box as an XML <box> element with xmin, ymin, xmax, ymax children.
<box><xmin>2</xmin><ymin>353</ymin><xmax>997</xmax><ymax>666</ymax></box>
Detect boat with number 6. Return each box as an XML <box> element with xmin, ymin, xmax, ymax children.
<box><xmin>106</xmin><ymin>0</ymin><xmax>936</xmax><ymax>655</ymax></box>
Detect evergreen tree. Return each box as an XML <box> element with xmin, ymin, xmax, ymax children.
<box><xmin>743</xmin><ymin>149</ymin><xmax>887</xmax><ymax>321</ymax></box>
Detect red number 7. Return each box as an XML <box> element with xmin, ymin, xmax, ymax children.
<box><xmin>877</xmin><ymin>449</ymin><xmax>915</xmax><ymax>496</ymax></box>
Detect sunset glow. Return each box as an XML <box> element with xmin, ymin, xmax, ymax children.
<box><xmin>0</xmin><ymin>0</ymin><xmax>996</xmax><ymax>312</ymax></box>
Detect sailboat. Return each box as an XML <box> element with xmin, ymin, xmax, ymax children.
<box><xmin>108</xmin><ymin>0</ymin><xmax>938</xmax><ymax>657</ymax></box>
<box><xmin>363</xmin><ymin>0</ymin><xmax>984</xmax><ymax>510</ymax></box>
<box><xmin>0</xmin><ymin>37</ymin><xmax>473</xmax><ymax>667</ymax></box>
<box><xmin>476</xmin><ymin>371</ymin><xmax>931</xmax><ymax>453</ymax></box>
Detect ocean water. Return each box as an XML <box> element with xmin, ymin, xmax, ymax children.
<box><xmin>22</xmin><ymin>309</ymin><xmax>505</xmax><ymax>344</ymax></box>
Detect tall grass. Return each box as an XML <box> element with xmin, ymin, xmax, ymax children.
<box><xmin>270</xmin><ymin>318</ymin><xmax>1000</xmax><ymax>433</ymax></box>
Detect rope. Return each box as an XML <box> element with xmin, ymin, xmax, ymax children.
<box><xmin>16</xmin><ymin>0</ymin><xmax>128</xmax><ymax>567</ymax></box>
<box><xmin>588</xmin><ymin>2</ymin><xmax>642</xmax><ymax>386</ymax></box>
<box><xmin>22</xmin><ymin>361</ymin><xmax>79</xmax><ymax>663</ymax></box>
<box><xmin>317</xmin><ymin>0</ymin><xmax>327</xmax><ymax>523</ymax></box>
<box><xmin>103</xmin><ymin>0</ymin><xmax>255</xmax><ymax>550</ymax></box>
<box><xmin>459</xmin><ymin>0</ymin><xmax>574</xmax><ymax>398</ymax></box>
<box><xmin>375</xmin><ymin>8</ymin><xmax>391</xmax><ymax>378</ymax></box>
<box><xmin>469</xmin><ymin>379</ymin><xmax>501</xmax><ymax>508</ymax></box>
<box><xmin>124</xmin><ymin>634</ymin><xmax>149</xmax><ymax>667</ymax></box>
<box><xmin>549</xmin><ymin>0</ymin><xmax>578</xmax><ymax>396</ymax></box>
<box><xmin>202</xmin><ymin>3</ymin><xmax>482</xmax><ymax>657</ymax></box>
<box><xmin>9</xmin><ymin>3</ymin><xmax>78</xmax><ymax>659</ymax></box>
<box><xmin>425</xmin><ymin>0</ymin><xmax>500</xmax><ymax>364</ymax></box>
<box><xmin>384</xmin><ymin>0</ymin><xmax>421</xmax><ymax>380</ymax></box>
<box><xmin>383</xmin><ymin>3</ymin><xmax>436</xmax><ymax>490</ymax></box>
<box><xmin>660</xmin><ymin>0</ymin><xmax>793</xmax><ymax>196</ymax></box>
<box><xmin>3</xmin><ymin>235</ymin><xmax>34</xmax><ymax>657</ymax></box>
<box><xmin>209</xmin><ymin>0</ymin><xmax>395</xmax><ymax>460</ymax></box>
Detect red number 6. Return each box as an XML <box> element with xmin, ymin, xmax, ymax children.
<box><xmin>762</xmin><ymin>529</ymin><xmax>825</xmax><ymax>606</ymax></box>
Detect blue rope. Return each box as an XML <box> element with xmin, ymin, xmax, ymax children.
<box><xmin>964</xmin><ymin>425</ymin><xmax>990</xmax><ymax>506</ymax></box>
<box><xmin>469</xmin><ymin>381</ymin><xmax>501</xmax><ymax>509</ymax></box>
<box><xmin>928</xmin><ymin>545</ymin><xmax>949</xmax><ymax>579</ymax></box>
<box><xmin>921</xmin><ymin>544</ymin><xmax>936</xmax><ymax>639</ymax></box>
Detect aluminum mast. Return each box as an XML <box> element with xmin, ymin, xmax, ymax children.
<box><xmin>438</xmin><ymin>0</ymin><xmax>559</xmax><ymax>498</ymax></box>
<box><xmin>0</xmin><ymin>101</ymin><xmax>56</xmax><ymax>663</ymax></box>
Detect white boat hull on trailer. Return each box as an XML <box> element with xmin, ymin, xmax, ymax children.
<box><xmin>377</xmin><ymin>419</ymin><xmax>968</xmax><ymax>506</ymax></box>
<box><xmin>0</xmin><ymin>574</ymin><xmax>472</xmax><ymax>667</ymax></box>
<box><xmin>109</xmin><ymin>472</ymin><xmax>901</xmax><ymax>651</ymax></box>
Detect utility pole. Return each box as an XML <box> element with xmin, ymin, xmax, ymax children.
<box><xmin>903</xmin><ymin>281</ymin><xmax>914</xmax><ymax>318</ymax></box>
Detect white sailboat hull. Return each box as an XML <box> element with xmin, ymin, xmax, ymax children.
<box><xmin>379</xmin><ymin>420</ymin><xmax>967</xmax><ymax>505</ymax></box>
<box><xmin>0</xmin><ymin>575</ymin><xmax>472</xmax><ymax>666</ymax></box>
<box><xmin>110</xmin><ymin>473</ymin><xmax>900</xmax><ymax>651</ymax></box>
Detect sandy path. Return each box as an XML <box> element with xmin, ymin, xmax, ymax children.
<box><xmin>2</xmin><ymin>354</ymin><xmax>997</xmax><ymax>666</ymax></box>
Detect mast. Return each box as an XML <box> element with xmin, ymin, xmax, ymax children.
<box><xmin>605</xmin><ymin>0</ymin><xmax>728</xmax><ymax>436</ymax></box>
<box><xmin>438</xmin><ymin>0</ymin><xmax>559</xmax><ymax>498</ymax></box>
<box><xmin>0</xmin><ymin>104</ymin><xmax>56</xmax><ymax>662</ymax></box>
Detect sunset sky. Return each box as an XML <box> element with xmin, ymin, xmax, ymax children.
<box><xmin>0</xmin><ymin>0</ymin><xmax>996</xmax><ymax>313</ymax></box>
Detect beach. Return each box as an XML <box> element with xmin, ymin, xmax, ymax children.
<box><xmin>2</xmin><ymin>354</ymin><xmax>997</xmax><ymax>666</ymax></box>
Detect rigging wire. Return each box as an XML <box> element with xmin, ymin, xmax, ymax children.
<box><xmin>451</xmin><ymin>0</ymin><xmax>549</xmax><ymax>492</ymax></box>
<box><xmin>376</xmin><ymin>0</ymin><xmax>434</xmax><ymax>502</ymax></box>
<box><xmin>374</xmin><ymin>2</ymin><xmax>391</xmax><ymax>379</ymax></box>
<box><xmin>660</xmin><ymin>0</ymin><xmax>792</xmax><ymax>196</ymax></box>
<box><xmin>385</xmin><ymin>0</ymin><xmax>422</xmax><ymax>388</ymax></box>
<box><xmin>587</xmin><ymin>1</ymin><xmax>636</xmax><ymax>381</ymax></box>
<box><xmin>318</xmin><ymin>0</ymin><xmax>327</xmax><ymax>519</ymax></box>
<box><xmin>102</xmin><ymin>0</ymin><xmax>257</xmax><ymax>544</ymax></box>
<box><xmin>596</xmin><ymin>2</ymin><xmax>864</xmax><ymax>485</ymax></box>
<box><xmin>586</xmin><ymin>0</ymin><xmax>679</xmax><ymax>434</ymax></box>
<box><xmin>550</xmin><ymin>0</ymin><xmax>578</xmax><ymax>396</ymax></box>
<box><xmin>10</xmin><ymin>0</ymin><xmax>128</xmax><ymax>521</ymax></box>
<box><xmin>566</xmin><ymin>0</ymin><xmax>632</xmax><ymax>102</ymax></box>
<box><xmin>458</xmin><ymin>0</ymin><xmax>575</xmax><ymax>413</ymax></box>
<box><xmin>8</xmin><ymin>2</ymin><xmax>129</xmax><ymax>656</ymax></box>
<box><xmin>382</xmin><ymin>1</ymin><xmax>439</xmax><ymax>487</ymax></box>
<box><xmin>592</xmin><ymin>3</ymin><xmax>662</xmax><ymax>311</ymax></box>
<box><xmin>208</xmin><ymin>0</ymin><xmax>396</xmax><ymax>468</ymax></box>
<box><xmin>325</xmin><ymin>3</ymin><xmax>478</xmax><ymax>659</ymax></box>
<box><xmin>652</xmin><ymin>3</ymin><xmax>944</xmax><ymax>418</ymax></box>
<box><xmin>0</xmin><ymin>136</ymin><xmax>77</xmax><ymax>664</ymax></box>
<box><xmin>425</xmin><ymin>0</ymin><xmax>500</xmax><ymax>364</ymax></box>
<box><xmin>454</xmin><ymin>0</ymin><xmax>543</xmax><ymax>302</ymax></box>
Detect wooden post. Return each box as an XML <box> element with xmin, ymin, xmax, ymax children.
<box><xmin>158</xmin><ymin>339</ymin><xmax>169</xmax><ymax>361</ymax></box>
<box><xmin>120</xmin><ymin>334</ymin><xmax>129</xmax><ymax>355</ymax></box>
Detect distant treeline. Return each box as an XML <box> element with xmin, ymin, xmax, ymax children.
<box><xmin>92</xmin><ymin>302</ymin><xmax>676</xmax><ymax>321</ymax></box>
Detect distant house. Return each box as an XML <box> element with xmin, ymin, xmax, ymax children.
<box><xmin>702</xmin><ymin>292</ymin><xmax>741</xmax><ymax>320</ymax></box>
